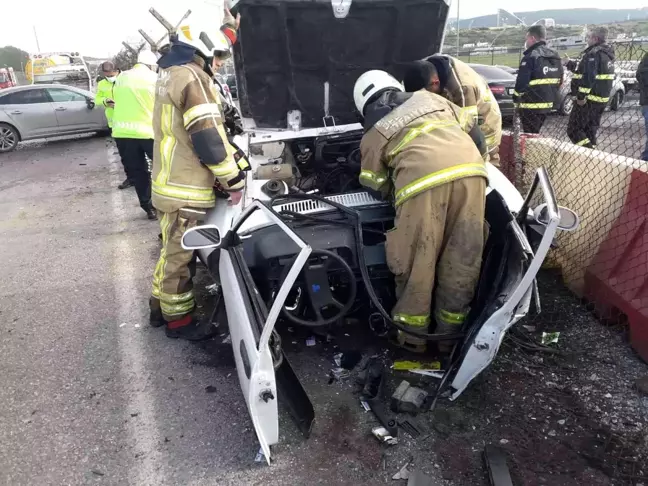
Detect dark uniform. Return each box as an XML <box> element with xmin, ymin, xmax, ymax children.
<box><xmin>513</xmin><ymin>41</ymin><xmax>563</xmax><ymax>134</ymax></box>
<box><xmin>567</xmin><ymin>43</ymin><xmax>615</xmax><ymax>148</ymax></box>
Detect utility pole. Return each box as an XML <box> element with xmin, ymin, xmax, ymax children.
<box><xmin>33</xmin><ymin>26</ymin><xmax>41</xmax><ymax>53</ymax></box>
<box><xmin>455</xmin><ymin>0</ymin><xmax>460</xmax><ymax>56</ymax></box>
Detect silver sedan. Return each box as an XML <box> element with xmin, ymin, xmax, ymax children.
<box><xmin>0</xmin><ymin>84</ymin><xmax>109</xmax><ymax>152</ymax></box>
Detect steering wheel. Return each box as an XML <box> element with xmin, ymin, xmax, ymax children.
<box><xmin>280</xmin><ymin>249</ymin><xmax>357</xmax><ymax>327</ymax></box>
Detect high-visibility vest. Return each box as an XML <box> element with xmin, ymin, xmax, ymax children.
<box><xmin>111</xmin><ymin>64</ymin><xmax>157</xmax><ymax>139</ymax></box>
<box><xmin>94</xmin><ymin>78</ymin><xmax>115</xmax><ymax>127</ymax></box>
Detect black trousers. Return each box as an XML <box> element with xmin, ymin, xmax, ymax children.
<box><xmin>115</xmin><ymin>138</ymin><xmax>153</xmax><ymax>210</ymax></box>
<box><xmin>567</xmin><ymin>102</ymin><xmax>606</xmax><ymax>148</ymax></box>
<box><xmin>520</xmin><ymin>110</ymin><xmax>547</xmax><ymax>134</ymax></box>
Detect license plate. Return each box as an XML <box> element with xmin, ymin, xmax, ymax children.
<box><xmin>506</xmin><ymin>87</ymin><xmax>514</xmax><ymax>95</ymax></box>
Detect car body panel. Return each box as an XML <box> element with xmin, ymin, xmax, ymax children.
<box><xmin>0</xmin><ymin>85</ymin><xmax>107</xmax><ymax>143</ymax></box>
<box><xmin>46</xmin><ymin>87</ymin><xmax>106</xmax><ymax>132</ymax></box>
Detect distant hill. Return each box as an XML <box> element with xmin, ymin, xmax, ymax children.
<box><xmin>454</xmin><ymin>8</ymin><xmax>648</xmax><ymax>29</ymax></box>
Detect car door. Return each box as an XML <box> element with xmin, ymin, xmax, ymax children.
<box><xmin>46</xmin><ymin>87</ymin><xmax>102</xmax><ymax>132</ymax></box>
<box><xmin>0</xmin><ymin>88</ymin><xmax>58</xmax><ymax>139</ymax></box>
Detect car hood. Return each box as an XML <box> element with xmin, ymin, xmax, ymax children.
<box><xmin>232</xmin><ymin>0</ymin><xmax>451</xmax><ymax>129</ymax></box>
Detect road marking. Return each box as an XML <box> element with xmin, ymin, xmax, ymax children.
<box><xmin>108</xmin><ymin>145</ymin><xmax>165</xmax><ymax>485</ymax></box>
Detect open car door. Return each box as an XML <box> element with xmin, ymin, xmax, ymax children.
<box><xmin>194</xmin><ymin>201</ymin><xmax>315</xmax><ymax>464</ymax></box>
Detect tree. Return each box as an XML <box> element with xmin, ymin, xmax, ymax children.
<box><xmin>112</xmin><ymin>44</ymin><xmax>141</xmax><ymax>72</ymax></box>
<box><xmin>0</xmin><ymin>46</ymin><xmax>30</xmax><ymax>71</ymax></box>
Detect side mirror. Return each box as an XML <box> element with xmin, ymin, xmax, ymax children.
<box><xmin>534</xmin><ymin>204</ymin><xmax>580</xmax><ymax>232</ymax></box>
<box><xmin>181</xmin><ymin>224</ymin><xmax>222</xmax><ymax>250</ymax></box>
<box><xmin>86</xmin><ymin>98</ymin><xmax>95</xmax><ymax>109</ymax></box>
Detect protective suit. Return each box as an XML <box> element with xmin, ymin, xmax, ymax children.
<box><xmin>355</xmin><ymin>71</ymin><xmax>488</xmax><ymax>352</ymax></box>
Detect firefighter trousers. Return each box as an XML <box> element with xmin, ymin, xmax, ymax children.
<box><xmin>567</xmin><ymin>102</ymin><xmax>606</xmax><ymax>149</ymax></box>
<box><xmin>151</xmin><ymin>210</ymin><xmax>199</xmax><ymax>322</ymax></box>
<box><xmin>386</xmin><ymin>177</ymin><xmax>486</xmax><ymax>347</ymax></box>
<box><xmin>520</xmin><ymin>110</ymin><xmax>547</xmax><ymax>134</ymax></box>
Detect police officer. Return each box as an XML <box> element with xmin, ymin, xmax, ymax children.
<box><xmin>567</xmin><ymin>26</ymin><xmax>615</xmax><ymax>149</ymax></box>
<box><xmin>111</xmin><ymin>50</ymin><xmax>158</xmax><ymax>219</ymax></box>
<box><xmin>149</xmin><ymin>7</ymin><xmax>247</xmax><ymax>340</ymax></box>
<box><xmin>513</xmin><ymin>25</ymin><xmax>563</xmax><ymax>134</ymax></box>
<box><xmin>403</xmin><ymin>55</ymin><xmax>502</xmax><ymax>165</ymax></box>
<box><xmin>354</xmin><ymin>70</ymin><xmax>488</xmax><ymax>354</ymax></box>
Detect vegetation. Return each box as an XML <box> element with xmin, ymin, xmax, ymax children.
<box><xmin>0</xmin><ymin>46</ymin><xmax>30</xmax><ymax>71</ymax></box>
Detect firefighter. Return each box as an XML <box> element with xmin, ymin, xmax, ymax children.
<box><xmin>403</xmin><ymin>55</ymin><xmax>502</xmax><ymax>166</ymax></box>
<box><xmin>513</xmin><ymin>25</ymin><xmax>563</xmax><ymax>134</ymax></box>
<box><xmin>567</xmin><ymin>26</ymin><xmax>615</xmax><ymax>149</ymax></box>
<box><xmin>354</xmin><ymin>70</ymin><xmax>488</xmax><ymax>353</ymax></box>
<box><xmin>149</xmin><ymin>8</ymin><xmax>247</xmax><ymax>341</ymax></box>
<box><xmin>95</xmin><ymin>61</ymin><xmax>132</xmax><ymax>189</ymax></box>
<box><xmin>111</xmin><ymin>50</ymin><xmax>158</xmax><ymax>219</ymax></box>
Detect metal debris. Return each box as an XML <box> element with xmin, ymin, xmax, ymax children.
<box><xmin>254</xmin><ymin>447</ymin><xmax>265</xmax><ymax>463</ymax></box>
<box><xmin>541</xmin><ymin>332</ymin><xmax>560</xmax><ymax>345</ymax></box>
<box><xmin>205</xmin><ymin>283</ymin><xmax>220</xmax><ymax>295</ymax></box>
<box><xmin>306</xmin><ymin>336</ymin><xmax>316</xmax><ymax>347</ymax></box>
<box><xmin>483</xmin><ymin>445</ymin><xmax>514</xmax><ymax>486</ymax></box>
<box><xmin>372</xmin><ymin>426</ymin><xmax>398</xmax><ymax>446</ymax></box>
<box><xmin>392</xmin><ymin>462</ymin><xmax>411</xmax><ymax>480</ymax></box>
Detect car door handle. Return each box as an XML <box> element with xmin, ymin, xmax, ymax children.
<box><xmin>10</xmin><ymin>110</ymin><xmax>22</xmax><ymax>114</ymax></box>
<box><xmin>55</xmin><ymin>107</ymin><xmax>67</xmax><ymax>111</ymax></box>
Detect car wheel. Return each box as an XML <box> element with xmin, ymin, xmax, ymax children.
<box><xmin>559</xmin><ymin>96</ymin><xmax>573</xmax><ymax>116</ymax></box>
<box><xmin>610</xmin><ymin>91</ymin><xmax>623</xmax><ymax>111</ymax></box>
<box><xmin>0</xmin><ymin>123</ymin><xmax>19</xmax><ymax>153</ymax></box>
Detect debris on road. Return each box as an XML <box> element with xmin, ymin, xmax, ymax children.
<box><xmin>90</xmin><ymin>469</ymin><xmax>105</xmax><ymax>477</ymax></box>
<box><xmin>205</xmin><ymin>283</ymin><xmax>220</xmax><ymax>295</ymax></box>
<box><xmin>328</xmin><ymin>367</ymin><xmax>350</xmax><ymax>383</ymax></box>
<box><xmin>205</xmin><ymin>385</ymin><xmax>217</xmax><ymax>393</ymax></box>
<box><xmin>306</xmin><ymin>336</ymin><xmax>316</xmax><ymax>347</ymax></box>
<box><xmin>392</xmin><ymin>360</ymin><xmax>441</xmax><ymax>371</ymax></box>
<box><xmin>372</xmin><ymin>426</ymin><xmax>398</xmax><ymax>446</ymax></box>
<box><xmin>392</xmin><ymin>461</ymin><xmax>411</xmax><ymax>480</ymax></box>
<box><xmin>254</xmin><ymin>447</ymin><xmax>265</xmax><ymax>463</ymax></box>
<box><xmin>399</xmin><ymin>419</ymin><xmax>424</xmax><ymax>438</ymax></box>
<box><xmin>483</xmin><ymin>445</ymin><xmax>514</xmax><ymax>486</ymax></box>
<box><xmin>391</xmin><ymin>380</ymin><xmax>427</xmax><ymax>414</ymax></box>
<box><xmin>541</xmin><ymin>331</ymin><xmax>560</xmax><ymax>345</ymax></box>
<box><xmin>635</xmin><ymin>375</ymin><xmax>648</xmax><ymax>395</ymax></box>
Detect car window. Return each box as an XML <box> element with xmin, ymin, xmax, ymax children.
<box><xmin>46</xmin><ymin>88</ymin><xmax>87</xmax><ymax>102</ymax></box>
<box><xmin>468</xmin><ymin>64</ymin><xmax>516</xmax><ymax>81</ymax></box>
<box><xmin>0</xmin><ymin>89</ymin><xmax>50</xmax><ymax>105</ymax></box>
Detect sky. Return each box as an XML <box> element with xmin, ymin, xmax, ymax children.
<box><xmin>1</xmin><ymin>0</ymin><xmax>647</xmax><ymax>58</ymax></box>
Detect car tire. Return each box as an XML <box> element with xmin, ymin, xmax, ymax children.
<box><xmin>610</xmin><ymin>91</ymin><xmax>623</xmax><ymax>112</ymax></box>
<box><xmin>559</xmin><ymin>96</ymin><xmax>573</xmax><ymax>116</ymax></box>
<box><xmin>0</xmin><ymin>123</ymin><xmax>19</xmax><ymax>153</ymax></box>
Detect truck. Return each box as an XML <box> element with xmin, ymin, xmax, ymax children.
<box><xmin>25</xmin><ymin>52</ymin><xmax>92</xmax><ymax>91</ymax></box>
<box><xmin>0</xmin><ymin>67</ymin><xmax>17</xmax><ymax>89</ymax></box>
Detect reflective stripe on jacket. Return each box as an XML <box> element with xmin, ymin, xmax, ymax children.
<box><xmin>427</xmin><ymin>56</ymin><xmax>502</xmax><ymax>157</ymax></box>
<box><xmin>95</xmin><ymin>78</ymin><xmax>115</xmax><ymax>127</ymax></box>
<box><xmin>152</xmin><ymin>60</ymin><xmax>244</xmax><ymax>213</ymax></box>
<box><xmin>570</xmin><ymin>43</ymin><xmax>615</xmax><ymax>103</ymax></box>
<box><xmin>513</xmin><ymin>41</ymin><xmax>563</xmax><ymax>112</ymax></box>
<box><xmin>111</xmin><ymin>64</ymin><xmax>156</xmax><ymax>139</ymax></box>
<box><xmin>359</xmin><ymin>90</ymin><xmax>488</xmax><ymax>207</ymax></box>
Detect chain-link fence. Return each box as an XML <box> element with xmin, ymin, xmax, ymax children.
<box><xmin>509</xmin><ymin>41</ymin><xmax>647</xmax><ymax>329</ymax></box>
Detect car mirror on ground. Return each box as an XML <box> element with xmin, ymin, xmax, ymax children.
<box><xmin>181</xmin><ymin>225</ymin><xmax>222</xmax><ymax>250</ymax></box>
<box><xmin>534</xmin><ymin>203</ymin><xmax>580</xmax><ymax>231</ymax></box>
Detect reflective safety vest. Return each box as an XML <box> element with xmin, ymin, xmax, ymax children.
<box><xmin>111</xmin><ymin>64</ymin><xmax>156</xmax><ymax>139</ymax></box>
<box><xmin>152</xmin><ymin>60</ymin><xmax>249</xmax><ymax>213</ymax></box>
<box><xmin>359</xmin><ymin>90</ymin><xmax>488</xmax><ymax>207</ymax></box>
<box><xmin>95</xmin><ymin>78</ymin><xmax>115</xmax><ymax>127</ymax></box>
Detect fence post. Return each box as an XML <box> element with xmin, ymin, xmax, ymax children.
<box><xmin>492</xmin><ymin>50</ymin><xmax>494</xmax><ymax>65</ymax></box>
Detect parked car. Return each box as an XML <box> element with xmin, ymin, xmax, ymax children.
<box><xmin>468</xmin><ymin>63</ymin><xmax>516</xmax><ymax>119</ymax></box>
<box><xmin>557</xmin><ymin>70</ymin><xmax>626</xmax><ymax>116</ymax></box>
<box><xmin>226</xmin><ymin>74</ymin><xmax>238</xmax><ymax>99</ymax></box>
<box><xmin>495</xmin><ymin>64</ymin><xmax>519</xmax><ymax>75</ymax></box>
<box><xmin>0</xmin><ymin>85</ymin><xmax>108</xmax><ymax>153</ymax></box>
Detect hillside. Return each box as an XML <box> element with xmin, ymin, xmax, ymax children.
<box><xmin>453</xmin><ymin>8</ymin><xmax>648</xmax><ymax>29</ymax></box>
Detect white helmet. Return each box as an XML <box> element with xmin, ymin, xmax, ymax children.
<box><xmin>353</xmin><ymin>70</ymin><xmax>404</xmax><ymax>115</ymax></box>
<box><xmin>137</xmin><ymin>49</ymin><xmax>158</xmax><ymax>67</ymax></box>
<box><xmin>176</xmin><ymin>23</ymin><xmax>233</xmax><ymax>60</ymax></box>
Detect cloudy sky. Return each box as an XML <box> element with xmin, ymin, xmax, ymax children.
<box><xmin>1</xmin><ymin>0</ymin><xmax>646</xmax><ymax>58</ymax></box>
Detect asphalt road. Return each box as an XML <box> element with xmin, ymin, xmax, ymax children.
<box><xmin>0</xmin><ymin>135</ymin><xmax>448</xmax><ymax>486</ymax></box>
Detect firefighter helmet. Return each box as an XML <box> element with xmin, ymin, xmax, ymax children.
<box><xmin>353</xmin><ymin>70</ymin><xmax>404</xmax><ymax>115</ymax></box>
<box><xmin>176</xmin><ymin>23</ymin><xmax>233</xmax><ymax>60</ymax></box>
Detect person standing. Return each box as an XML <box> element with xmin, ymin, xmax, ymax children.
<box><xmin>354</xmin><ymin>70</ymin><xmax>488</xmax><ymax>354</ymax></box>
<box><xmin>513</xmin><ymin>25</ymin><xmax>563</xmax><ymax>134</ymax></box>
<box><xmin>638</xmin><ymin>52</ymin><xmax>648</xmax><ymax>161</ymax></box>
<box><xmin>149</xmin><ymin>8</ymin><xmax>246</xmax><ymax>340</ymax></box>
<box><xmin>111</xmin><ymin>50</ymin><xmax>158</xmax><ymax>219</ymax></box>
<box><xmin>567</xmin><ymin>26</ymin><xmax>615</xmax><ymax>149</ymax></box>
<box><xmin>403</xmin><ymin>55</ymin><xmax>502</xmax><ymax>165</ymax></box>
<box><xmin>95</xmin><ymin>61</ymin><xmax>133</xmax><ymax>189</ymax></box>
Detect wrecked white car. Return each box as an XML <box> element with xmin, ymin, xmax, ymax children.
<box><xmin>181</xmin><ymin>0</ymin><xmax>579</xmax><ymax>463</ymax></box>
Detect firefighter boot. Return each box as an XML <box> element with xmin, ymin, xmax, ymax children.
<box><xmin>394</xmin><ymin>330</ymin><xmax>427</xmax><ymax>354</ymax></box>
<box><xmin>165</xmin><ymin>315</ymin><xmax>218</xmax><ymax>341</ymax></box>
<box><xmin>149</xmin><ymin>297</ymin><xmax>165</xmax><ymax>328</ymax></box>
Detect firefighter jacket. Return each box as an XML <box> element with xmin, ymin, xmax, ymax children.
<box><xmin>570</xmin><ymin>43</ymin><xmax>615</xmax><ymax>104</ymax></box>
<box><xmin>426</xmin><ymin>55</ymin><xmax>502</xmax><ymax>158</ymax></box>
<box><xmin>513</xmin><ymin>41</ymin><xmax>563</xmax><ymax>113</ymax></box>
<box><xmin>151</xmin><ymin>58</ymin><xmax>246</xmax><ymax>213</ymax></box>
<box><xmin>111</xmin><ymin>64</ymin><xmax>156</xmax><ymax>139</ymax></box>
<box><xmin>359</xmin><ymin>90</ymin><xmax>488</xmax><ymax>208</ymax></box>
<box><xmin>95</xmin><ymin>77</ymin><xmax>116</xmax><ymax>128</ymax></box>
